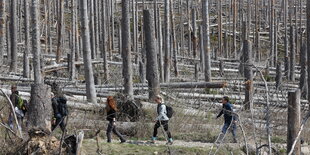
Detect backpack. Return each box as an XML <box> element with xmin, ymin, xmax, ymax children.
<box><xmin>57</xmin><ymin>97</ymin><xmax>68</xmax><ymax>116</ymax></box>
<box><xmin>165</xmin><ymin>105</ymin><xmax>174</xmax><ymax>118</ymax></box>
<box><xmin>16</xmin><ymin>95</ymin><xmax>27</xmax><ymax>112</ymax></box>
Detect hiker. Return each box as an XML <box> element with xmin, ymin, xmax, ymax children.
<box><xmin>151</xmin><ymin>95</ymin><xmax>173</xmax><ymax>145</ymax></box>
<box><xmin>105</xmin><ymin>96</ymin><xmax>126</xmax><ymax>143</ymax></box>
<box><xmin>216</xmin><ymin>96</ymin><xmax>238</xmax><ymax>143</ymax></box>
<box><xmin>8</xmin><ymin>85</ymin><xmax>25</xmax><ymax>130</ymax></box>
<box><xmin>51</xmin><ymin>93</ymin><xmax>68</xmax><ymax>132</ymax></box>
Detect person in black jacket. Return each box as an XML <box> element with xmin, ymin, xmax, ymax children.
<box><xmin>216</xmin><ymin>96</ymin><xmax>237</xmax><ymax>143</ymax></box>
<box><xmin>51</xmin><ymin>93</ymin><xmax>67</xmax><ymax>132</ymax></box>
<box><xmin>105</xmin><ymin>96</ymin><xmax>126</xmax><ymax>143</ymax></box>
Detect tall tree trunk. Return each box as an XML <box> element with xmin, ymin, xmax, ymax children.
<box><xmin>0</xmin><ymin>0</ymin><xmax>5</xmax><ymax>65</ymax></box>
<box><xmin>101</xmin><ymin>0</ymin><xmax>108</xmax><ymax>83</ymax></box>
<box><xmin>217</xmin><ymin>0</ymin><xmax>222</xmax><ymax>60</ymax></box>
<box><xmin>89</xmin><ymin>0</ymin><xmax>96</xmax><ymax>59</ymax></box>
<box><xmin>284</xmin><ymin>0</ymin><xmax>289</xmax><ymax>78</ymax></box>
<box><xmin>121</xmin><ymin>0</ymin><xmax>133</xmax><ymax>99</ymax></box>
<box><xmin>56</xmin><ymin>0</ymin><xmax>64</xmax><ymax>63</ymax></box>
<box><xmin>202</xmin><ymin>0</ymin><xmax>211</xmax><ymax>82</ymax></box>
<box><xmin>80</xmin><ymin>0</ymin><xmax>97</xmax><ymax>103</ymax></box>
<box><xmin>10</xmin><ymin>0</ymin><xmax>18</xmax><ymax>72</ymax></box>
<box><xmin>300</xmin><ymin>43</ymin><xmax>307</xmax><ymax>99</ymax></box>
<box><xmin>233</xmin><ymin>0</ymin><xmax>237</xmax><ymax>58</ymax></box>
<box><xmin>289</xmin><ymin>25</ymin><xmax>295</xmax><ymax>82</ymax></box>
<box><xmin>244</xmin><ymin>40</ymin><xmax>253</xmax><ymax>110</ymax></box>
<box><xmin>23</xmin><ymin>0</ymin><xmax>30</xmax><ymax>78</ymax></box>
<box><xmin>31</xmin><ymin>0</ymin><xmax>41</xmax><ymax>83</ymax></box>
<box><xmin>307</xmin><ymin>0</ymin><xmax>310</xmax><ymax>102</ymax></box>
<box><xmin>164</xmin><ymin>0</ymin><xmax>171</xmax><ymax>82</ymax></box>
<box><xmin>158</xmin><ymin>9</ymin><xmax>164</xmax><ymax>83</ymax></box>
<box><xmin>170</xmin><ymin>0</ymin><xmax>178</xmax><ymax>77</ymax></box>
<box><xmin>144</xmin><ymin>9</ymin><xmax>160</xmax><ymax>100</ymax></box>
<box><xmin>69</xmin><ymin>0</ymin><xmax>76</xmax><ymax>81</ymax></box>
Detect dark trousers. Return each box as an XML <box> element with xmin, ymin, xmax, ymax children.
<box><xmin>106</xmin><ymin>121</ymin><xmax>125</xmax><ymax>142</ymax></box>
<box><xmin>52</xmin><ymin>117</ymin><xmax>66</xmax><ymax>132</ymax></box>
<box><xmin>153</xmin><ymin>120</ymin><xmax>172</xmax><ymax>139</ymax></box>
<box><xmin>221</xmin><ymin>122</ymin><xmax>237</xmax><ymax>140</ymax></box>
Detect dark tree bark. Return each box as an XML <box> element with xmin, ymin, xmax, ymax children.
<box><xmin>289</xmin><ymin>26</ymin><xmax>295</xmax><ymax>81</ymax></box>
<box><xmin>121</xmin><ymin>0</ymin><xmax>134</xmax><ymax>99</ymax></box>
<box><xmin>0</xmin><ymin>0</ymin><xmax>5</xmax><ymax>65</ymax></box>
<box><xmin>276</xmin><ymin>61</ymin><xmax>283</xmax><ymax>90</ymax></box>
<box><xmin>307</xmin><ymin>0</ymin><xmax>310</xmax><ymax>102</ymax></box>
<box><xmin>243</xmin><ymin>40</ymin><xmax>253</xmax><ymax>110</ymax></box>
<box><xmin>287</xmin><ymin>89</ymin><xmax>301</xmax><ymax>155</ymax></box>
<box><xmin>69</xmin><ymin>0</ymin><xmax>76</xmax><ymax>81</ymax></box>
<box><xmin>300</xmin><ymin>43</ymin><xmax>307</xmax><ymax>99</ymax></box>
<box><xmin>284</xmin><ymin>0</ymin><xmax>289</xmax><ymax>78</ymax></box>
<box><xmin>10</xmin><ymin>0</ymin><xmax>17</xmax><ymax>72</ymax></box>
<box><xmin>144</xmin><ymin>9</ymin><xmax>160</xmax><ymax>100</ymax></box>
<box><xmin>202</xmin><ymin>0</ymin><xmax>211</xmax><ymax>82</ymax></box>
<box><xmin>80</xmin><ymin>0</ymin><xmax>97</xmax><ymax>103</ymax></box>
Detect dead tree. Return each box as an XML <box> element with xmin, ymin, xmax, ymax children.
<box><xmin>56</xmin><ymin>0</ymin><xmax>64</xmax><ymax>63</ymax></box>
<box><xmin>164</xmin><ymin>0</ymin><xmax>171</xmax><ymax>82</ymax></box>
<box><xmin>269</xmin><ymin>0</ymin><xmax>275</xmax><ymax>67</ymax></box>
<box><xmin>243</xmin><ymin>40</ymin><xmax>253</xmax><ymax>110</ymax></box>
<box><xmin>122</xmin><ymin>0</ymin><xmax>134</xmax><ymax>99</ymax></box>
<box><xmin>10</xmin><ymin>0</ymin><xmax>17</xmax><ymax>72</ymax></box>
<box><xmin>217</xmin><ymin>0</ymin><xmax>222</xmax><ymax>60</ymax></box>
<box><xmin>101</xmin><ymin>0</ymin><xmax>109</xmax><ymax>83</ymax></box>
<box><xmin>80</xmin><ymin>0</ymin><xmax>97</xmax><ymax>103</ymax></box>
<box><xmin>289</xmin><ymin>25</ymin><xmax>295</xmax><ymax>82</ymax></box>
<box><xmin>287</xmin><ymin>89</ymin><xmax>301</xmax><ymax>155</ymax></box>
<box><xmin>23</xmin><ymin>0</ymin><xmax>30</xmax><ymax>78</ymax></box>
<box><xmin>284</xmin><ymin>0</ymin><xmax>289</xmax><ymax>78</ymax></box>
<box><xmin>31</xmin><ymin>0</ymin><xmax>41</xmax><ymax>83</ymax></box>
<box><xmin>300</xmin><ymin>43</ymin><xmax>307</xmax><ymax>99</ymax></box>
<box><xmin>69</xmin><ymin>0</ymin><xmax>76</xmax><ymax>81</ymax></box>
<box><xmin>275</xmin><ymin>61</ymin><xmax>282</xmax><ymax>90</ymax></box>
<box><xmin>202</xmin><ymin>0</ymin><xmax>211</xmax><ymax>82</ymax></box>
<box><xmin>307</xmin><ymin>0</ymin><xmax>310</xmax><ymax>102</ymax></box>
<box><xmin>158</xmin><ymin>8</ymin><xmax>164</xmax><ymax>83</ymax></box>
<box><xmin>232</xmin><ymin>0</ymin><xmax>237</xmax><ymax>58</ymax></box>
<box><xmin>170</xmin><ymin>0</ymin><xmax>178</xmax><ymax>77</ymax></box>
<box><xmin>0</xmin><ymin>0</ymin><xmax>5</xmax><ymax>65</ymax></box>
<box><xmin>144</xmin><ymin>9</ymin><xmax>160</xmax><ymax>100</ymax></box>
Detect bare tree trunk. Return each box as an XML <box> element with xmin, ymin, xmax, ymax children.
<box><xmin>199</xmin><ymin>25</ymin><xmax>204</xmax><ymax>72</ymax></box>
<box><xmin>121</xmin><ymin>0</ymin><xmax>133</xmax><ymax>99</ymax></box>
<box><xmin>27</xmin><ymin>84</ymin><xmax>52</xmax><ymax>134</ymax></box>
<box><xmin>0</xmin><ymin>0</ymin><xmax>5</xmax><ymax>65</ymax></box>
<box><xmin>23</xmin><ymin>0</ymin><xmax>30</xmax><ymax>78</ymax></box>
<box><xmin>284</xmin><ymin>0</ymin><xmax>289</xmax><ymax>78</ymax></box>
<box><xmin>101</xmin><ymin>0</ymin><xmax>108</xmax><ymax>83</ymax></box>
<box><xmin>276</xmin><ymin>61</ymin><xmax>283</xmax><ymax>90</ymax></box>
<box><xmin>164</xmin><ymin>0</ymin><xmax>171</xmax><ymax>82</ymax></box>
<box><xmin>89</xmin><ymin>0</ymin><xmax>96</xmax><ymax>59</ymax></box>
<box><xmin>10</xmin><ymin>0</ymin><xmax>17</xmax><ymax>72</ymax></box>
<box><xmin>80</xmin><ymin>0</ymin><xmax>97</xmax><ymax>103</ymax></box>
<box><xmin>170</xmin><ymin>0</ymin><xmax>178</xmax><ymax>77</ymax></box>
<box><xmin>192</xmin><ymin>8</ymin><xmax>197</xmax><ymax>58</ymax></box>
<box><xmin>289</xmin><ymin>25</ymin><xmax>295</xmax><ymax>82</ymax></box>
<box><xmin>269</xmin><ymin>0</ymin><xmax>275</xmax><ymax>67</ymax></box>
<box><xmin>31</xmin><ymin>0</ymin><xmax>41</xmax><ymax>83</ymax></box>
<box><xmin>244</xmin><ymin>40</ymin><xmax>253</xmax><ymax>110</ymax></box>
<box><xmin>69</xmin><ymin>0</ymin><xmax>76</xmax><ymax>81</ymax></box>
<box><xmin>254</xmin><ymin>0</ymin><xmax>260</xmax><ymax>61</ymax></box>
<box><xmin>307</xmin><ymin>0</ymin><xmax>310</xmax><ymax>102</ymax></box>
<box><xmin>300</xmin><ymin>43</ymin><xmax>307</xmax><ymax>99</ymax></box>
<box><xmin>202</xmin><ymin>0</ymin><xmax>211</xmax><ymax>82</ymax></box>
<box><xmin>56</xmin><ymin>0</ymin><xmax>64</xmax><ymax>63</ymax></box>
<box><xmin>144</xmin><ymin>9</ymin><xmax>160</xmax><ymax>100</ymax></box>
<box><xmin>217</xmin><ymin>0</ymin><xmax>222</xmax><ymax>60</ymax></box>
<box><xmin>158</xmin><ymin>9</ymin><xmax>164</xmax><ymax>83</ymax></box>
<box><xmin>287</xmin><ymin>89</ymin><xmax>301</xmax><ymax>155</ymax></box>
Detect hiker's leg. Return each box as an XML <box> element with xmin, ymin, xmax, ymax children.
<box><xmin>231</xmin><ymin>123</ymin><xmax>237</xmax><ymax>142</ymax></box>
<box><xmin>59</xmin><ymin>118</ymin><xmax>66</xmax><ymax>132</ymax></box>
<box><xmin>106</xmin><ymin>121</ymin><xmax>113</xmax><ymax>142</ymax></box>
<box><xmin>162</xmin><ymin>121</ymin><xmax>172</xmax><ymax>139</ymax></box>
<box><xmin>221</xmin><ymin>123</ymin><xmax>229</xmax><ymax>134</ymax></box>
<box><xmin>112</xmin><ymin>124</ymin><xmax>125</xmax><ymax>141</ymax></box>
<box><xmin>8</xmin><ymin>113</ymin><xmax>14</xmax><ymax>129</ymax></box>
<box><xmin>152</xmin><ymin>121</ymin><xmax>160</xmax><ymax>138</ymax></box>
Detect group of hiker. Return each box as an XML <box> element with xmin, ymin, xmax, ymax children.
<box><xmin>7</xmin><ymin>85</ymin><xmax>238</xmax><ymax>145</ymax></box>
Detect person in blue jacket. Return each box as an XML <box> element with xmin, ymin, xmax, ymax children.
<box><xmin>216</xmin><ymin>96</ymin><xmax>237</xmax><ymax>143</ymax></box>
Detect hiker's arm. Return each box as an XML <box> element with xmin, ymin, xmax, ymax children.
<box><xmin>216</xmin><ymin>110</ymin><xmax>223</xmax><ymax>118</ymax></box>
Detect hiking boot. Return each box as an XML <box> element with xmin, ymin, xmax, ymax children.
<box><xmin>233</xmin><ymin>138</ymin><xmax>237</xmax><ymax>143</ymax></box>
<box><xmin>166</xmin><ymin>138</ymin><xmax>173</xmax><ymax>145</ymax></box>
<box><xmin>151</xmin><ymin>137</ymin><xmax>157</xmax><ymax>144</ymax></box>
<box><xmin>215</xmin><ymin>133</ymin><xmax>224</xmax><ymax>144</ymax></box>
<box><xmin>120</xmin><ymin>139</ymin><xmax>126</xmax><ymax>143</ymax></box>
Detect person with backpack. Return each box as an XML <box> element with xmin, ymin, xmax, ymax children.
<box><xmin>151</xmin><ymin>95</ymin><xmax>173</xmax><ymax>145</ymax></box>
<box><xmin>8</xmin><ymin>85</ymin><xmax>25</xmax><ymax>130</ymax></box>
<box><xmin>105</xmin><ymin>96</ymin><xmax>126</xmax><ymax>143</ymax></box>
<box><xmin>51</xmin><ymin>94</ymin><xmax>68</xmax><ymax>132</ymax></box>
<box><xmin>216</xmin><ymin>96</ymin><xmax>238</xmax><ymax>143</ymax></box>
